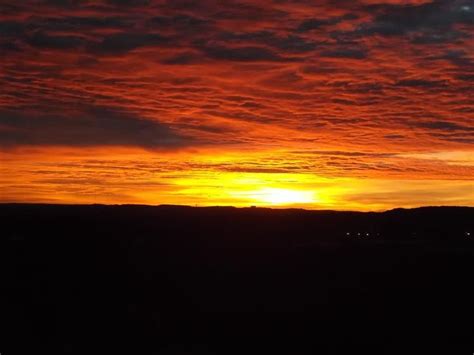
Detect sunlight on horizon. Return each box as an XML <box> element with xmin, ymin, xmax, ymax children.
<box><xmin>2</xmin><ymin>148</ymin><xmax>473</xmax><ymax>211</ymax></box>
<box><xmin>237</xmin><ymin>187</ymin><xmax>319</xmax><ymax>206</ymax></box>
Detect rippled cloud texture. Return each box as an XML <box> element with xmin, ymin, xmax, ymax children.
<box><xmin>1</xmin><ymin>0</ymin><xmax>473</xmax><ymax>209</ymax></box>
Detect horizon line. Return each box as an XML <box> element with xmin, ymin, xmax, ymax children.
<box><xmin>1</xmin><ymin>202</ymin><xmax>473</xmax><ymax>214</ymax></box>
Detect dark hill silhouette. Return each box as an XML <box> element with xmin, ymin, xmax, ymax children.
<box><xmin>1</xmin><ymin>204</ymin><xmax>474</xmax><ymax>354</ymax></box>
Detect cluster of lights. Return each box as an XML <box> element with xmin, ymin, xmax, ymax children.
<box><xmin>345</xmin><ymin>232</ymin><xmax>379</xmax><ymax>237</ymax></box>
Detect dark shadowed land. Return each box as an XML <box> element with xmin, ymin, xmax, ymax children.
<box><xmin>2</xmin><ymin>204</ymin><xmax>474</xmax><ymax>354</ymax></box>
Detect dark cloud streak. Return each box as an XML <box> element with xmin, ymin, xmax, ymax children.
<box><xmin>0</xmin><ymin>107</ymin><xmax>191</xmax><ymax>148</ymax></box>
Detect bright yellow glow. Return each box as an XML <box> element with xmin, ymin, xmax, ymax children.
<box><xmin>246</xmin><ymin>188</ymin><xmax>317</xmax><ymax>205</ymax></box>
<box><xmin>173</xmin><ymin>171</ymin><xmax>331</xmax><ymax>207</ymax></box>
<box><xmin>2</xmin><ymin>147</ymin><xmax>474</xmax><ymax>211</ymax></box>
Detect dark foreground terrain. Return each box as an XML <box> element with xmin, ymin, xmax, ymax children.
<box><xmin>2</xmin><ymin>204</ymin><xmax>474</xmax><ymax>354</ymax></box>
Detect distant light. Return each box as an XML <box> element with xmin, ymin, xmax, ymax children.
<box><xmin>467</xmin><ymin>232</ymin><xmax>471</xmax><ymax>237</ymax></box>
<box><xmin>357</xmin><ymin>232</ymin><xmax>361</xmax><ymax>236</ymax></box>
<box><xmin>346</xmin><ymin>232</ymin><xmax>350</xmax><ymax>236</ymax></box>
<box><xmin>365</xmin><ymin>233</ymin><xmax>370</xmax><ymax>236</ymax></box>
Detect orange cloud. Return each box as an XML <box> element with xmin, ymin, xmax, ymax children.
<box><xmin>1</xmin><ymin>0</ymin><xmax>473</xmax><ymax>209</ymax></box>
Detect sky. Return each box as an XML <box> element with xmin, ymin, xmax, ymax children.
<box><xmin>0</xmin><ymin>0</ymin><xmax>473</xmax><ymax>210</ymax></box>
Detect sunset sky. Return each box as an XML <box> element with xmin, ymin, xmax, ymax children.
<box><xmin>1</xmin><ymin>0</ymin><xmax>473</xmax><ymax>210</ymax></box>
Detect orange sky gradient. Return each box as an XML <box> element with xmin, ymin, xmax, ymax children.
<box><xmin>1</xmin><ymin>0</ymin><xmax>473</xmax><ymax>210</ymax></box>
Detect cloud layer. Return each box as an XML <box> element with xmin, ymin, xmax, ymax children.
<box><xmin>0</xmin><ymin>0</ymin><xmax>473</xmax><ymax>208</ymax></box>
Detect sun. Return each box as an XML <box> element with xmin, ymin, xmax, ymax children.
<box><xmin>248</xmin><ymin>188</ymin><xmax>317</xmax><ymax>206</ymax></box>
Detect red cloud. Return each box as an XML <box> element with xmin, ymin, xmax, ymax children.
<box><xmin>1</xmin><ymin>0</ymin><xmax>473</xmax><ymax>208</ymax></box>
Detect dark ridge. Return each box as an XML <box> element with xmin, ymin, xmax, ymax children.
<box><xmin>1</xmin><ymin>204</ymin><xmax>474</xmax><ymax>354</ymax></box>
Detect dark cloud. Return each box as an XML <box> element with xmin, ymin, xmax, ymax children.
<box><xmin>29</xmin><ymin>16</ymin><xmax>132</xmax><ymax>31</ymax></box>
<box><xmin>273</xmin><ymin>35</ymin><xmax>318</xmax><ymax>53</ymax></box>
<box><xmin>107</xmin><ymin>0</ymin><xmax>151</xmax><ymax>6</ymax></box>
<box><xmin>0</xmin><ymin>21</ymin><xmax>24</xmax><ymax>35</ymax></box>
<box><xmin>90</xmin><ymin>32</ymin><xmax>169</xmax><ymax>54</ymax></box>
<box><xmin>395</xmin><ymin>79</ymin><xmax>447</xmax><ymax>88</ymax></box>
<box><xmin>26</xmin><ymin>32</ymin><xmax>85</xmax><ymax>49</ymax></box>
<box><xmin>321</xmin><ymin>48</ymin><xmax>368</xmax><ymax>59</ymax></box>
<box><xmin>296</xmin><ymin>13</ymin><xmax>358</xmax><ymax>32</ymax></box>
<box><xmin>211</xmin><ymin>3</ymin><xmax>288</xmax><ymax>21</ymax></box>
<box><xmin>150</xmin><ymin>15</ymin><xmax>212</xmax><ymax>32</ymax></box>
<box><xmin>0</xmin><ymin>107</ymin><xmax>191</xmax><ymax>148</ymax></box>
<box><xmin>430</xmin><ymin>50</ymin><xmax>472</xmax><ymax>66</ymax></box>
<box><xmin>350</xmin><ymin>0</ymin><xmax>474</xmax><ymax>41</ymax></box>
<box><xmin>414</xmin><ymin>120</ymin><xmax>474</xmax><ymax>132</ymax></box>
<box><xmin>221</xmin><ymin>31</ymin><xmax>318</xmax><ymax>53</ymax></box>
<box><xmin>430</xmin><ymin>132</ymin><xmax>474</xmax><ymax>144</ymax></box>
<box><xmin>0</xmin><ymin>42</ymin><xmax>20</xmax><ymax>52</ymax></box>
<box><xmin>1</xmin><ymin>17</ymin><xmax>147</xmax><ymax>53</ymax></box>
<box><xmin>201</xmin><ymin>44</ymin><xmax>286</xmax><ymax>62</ymax></box>
<box><xmin>161</xmin><ymin>52</ymin><xmax>204</xmax><ymax>65</ymax></box>
<box><xmin>296</xmin><ymin>18</ymin><xmax>338</xmax><ymax>32</ymax></box>
<box><xmin>411</xmin><ymin>30</ymin><xmax>466</xmax><ymax>44</ymax></box>
<box><xmin>40</xmin><ymin>0</ymin><xmax>86</xmax><ymax>7</ymax></box>
<box><xmin>457</xmin><ymin>74</ymin><xmax>474</xmax><ymax>82</ymax></box>
<box><xmin>374</xmin><ymin>1</ymin><xmax>473</xmax><ymax>29</ymax></box>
